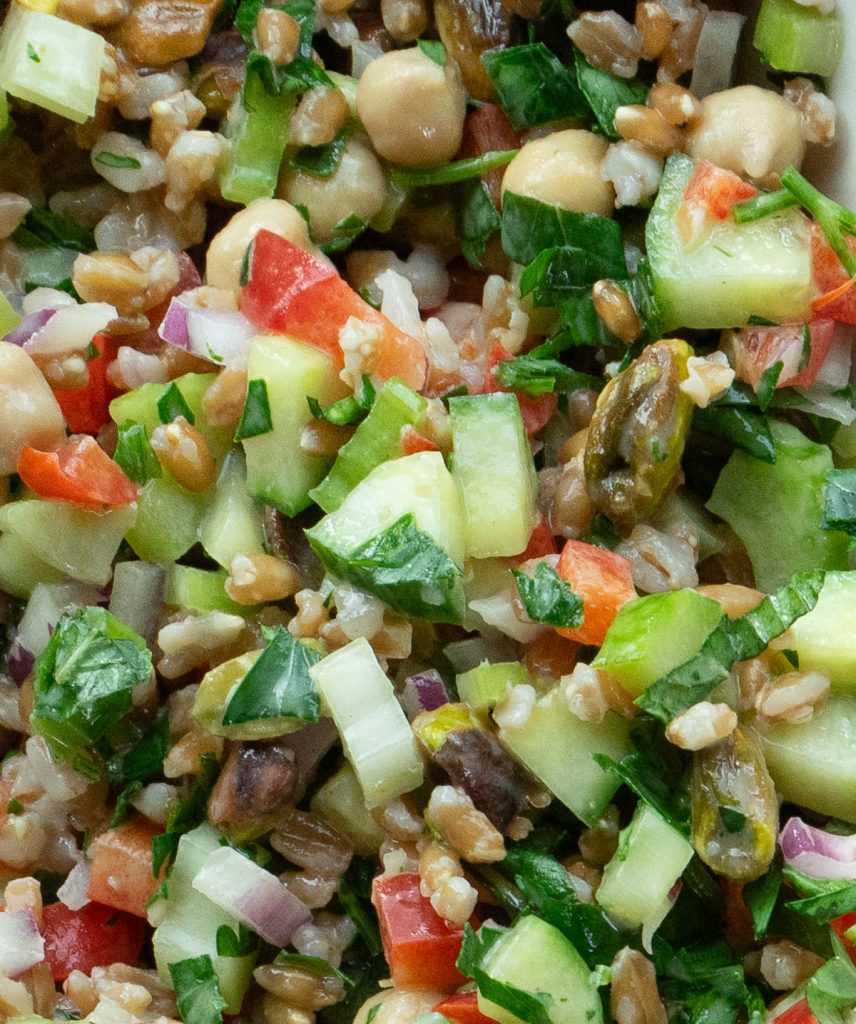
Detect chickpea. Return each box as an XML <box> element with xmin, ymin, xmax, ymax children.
<box><xmin>352</xmin><ymin>990</ymin><xmax>445</xmax><ymax>1024</ymax></box>
<box><xmin>686</xmin><ymin>85</ymin><xmax>805</xmax><ymax>188</ymax></box>
<box><xmin>0</xmin><ymin>342</ymin><xmax>67</xmax><ymax>475</ymax></box>
<box><xmin>356</xmin><ymin>48</ymin><xmax>466</xmax><ymax>167</ymax></box>
<box><xmin>501</xmin><ymin>129</ymin><xmax>614</xmax><ymax>217</ymax></box>
<box><xmin>205</xmin><ymin>198</ymin><xmax>316</xmax><ymax>294</ymax></box>
<box><xmin>279</xmin><ymin>139</ymin><xmax>386</xmax><ymax>244</ymax></box>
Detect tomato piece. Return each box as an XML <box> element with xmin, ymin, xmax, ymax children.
<box><xmin>683</xmin><ymin>161</ymin><xmax>758</xmax><ymax>220</ymax></box>
<box><xmin>556</xmin><ymin>539</ymin><xmax>636</xmax><ymax>646</ymax></box>
<box><xmin>831</xmin><ymin>912</ymin><xmax>856</xmax><ymax>965</ymax></box>
<box><xmin>726</xmin><ymin>319</ymin><xmax>835</xmax><ymax>390</ymax></box>
<box><xmin>372</xmin><ymin>873</ymin><xmax>467</xmax><ymax>991</ymax></box>
<box><xmin>434</xmin><ymin>991</ymin><xmax>495</xmax><ymax>1024</ymax></box>
<box><xmin>87</xmin><ymin>816</ymin><xmax>163</xmax><ymax>917</ymax></box>
<box><xmin>42</xmin><ymin>901</ymin><xmax>147</xmax><ymax>981</ymax></box>
<box><xmin>770</xmin><ymin>999</ymin><xmax>818</xmax><ymax>1024</ymax></box>
<box><xmin>240</xmin><ymin>231</ymin><xmax>428</xmax><ymax>391</ymax></box>
<box><xmin>811</xmin><ymin>222</ymin><xmax>856</xmax><ymax>324</ymax></box>
<box><xmin>53</xmin><ymin>332</ymin><xmax>119</xmax><ymax>435</ymax></box>
<box><xmin>17</xmin><ymin>435</ymin><xmax>139</xmax><ymax>509</ymax></box>
<box><xmin>485</xmin><ymin>343</ymin><xmax>557</xmax><ymax>438</ymax></box>
<box><xmin>400</xmin><ymin>425</ymin><xmax>440</xmax><ymax>454</ymax></box>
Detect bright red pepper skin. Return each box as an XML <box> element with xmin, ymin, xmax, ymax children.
<box><xmin>434</xmin><ymin>991</ymin><xmax>496</xmax><ymax>1024</ymax></box>
<box><xmin>52</xmin><ymin>332</ymin><xmax>118</xmax><ymax>435</ymax></box>
<box><xmin>484</xmin><ymin>343</ymin><xmax>557</xmax><ymax>438</ymax></box>
<box><xmin>42</xmin><ymin>901</ymin><xmax>147</xmax><ymax>981</ymax></box>
<box><xmin>372</xmin><ymin>873</ymin><xmax>467</xmax><ymax>991</ymax></box>
<box><xmin>770</xmin><ymin>999</ymin><xmax>818</xmax><ymax>1024</ymax></box>
<box><xmin>17</xmin><ymin>435</ymin><xmax>139</xmax><ymax>509</ymax></box>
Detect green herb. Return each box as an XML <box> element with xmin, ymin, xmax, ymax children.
<box><xmin>109</xmin><ymin>780</ymin><xmax>142</xmax><ymax>828</ymax></box>
<box><xmin>733</xmin><ymin>189</ymin><xmax>798</xmax><ymax>225</ymax></box>
<box><xmin>338</xmin><ymin>858</ymin><xmax>382</xmax><ymax>957</ymax></box>
<box><xmin>33</xmin><ymin>870</ymin><xmax>65</xmax><ymax>905</ymax></box>
<box><xmin>275</xmin><ymin>953</ymin><xmax>353</xmax><ymax>987</ymax></box>
<box><xmin>457</xmin><ymin>926</ymin><xmax>553</xmax><ymax>1024</ymax></box>
<box><xmin>169</xmin><ymin>955</ymin><xmax>227</xmax><ymax>1024</ymax></box>
<box><xmin>6</xmin><ymin>798</ymin><xmax>24</xmax><ymax>815</ymax></box>
<box><xmin>799</xmin><ymin>323</ymin><xmax>812</xmax><ymax>371</ymax></box>
<box><xmin>780</xmin><ymin>166</ymin><xmax>856</xmax><ymax>280</ymax></box>
<box><xmin>459</xmin><ymin>180</ymin><xmax>501</xmax><ymax>269</ymax></box>
<box><xmin>151</xmin><ymin>754</ymin><xmax>219</xmax><ymax>877</ymax></box>
<box><xmin>824</xmin><ymin>469</ymin><xmax>856</xmax><ymax>536</ymax></box>
<box><xmin>417</xmin><ymin>39</ymin><xmax>446</xmax><ymax>66</ymax></box>
<box><xmin>107</xmin><ymin>712</ymin><xmax>169</xmax><ymax>784</ymax></box>
<box><xmin>520</xmin><ymin>243</ymin><xmax>627</xmax><ymax>305</ymax></box>
<box><xmin>693</xmin><ymin>405</ymin><xmax>777</xmax><ymax>464</ymax></box>
<box><xmin>784</xmin><ymin>867</ymin><xmax>856</xmax><ymax>922</ymax></box>
<box><xmin>637</xmin><ymin>570</ymin><xmax>825</xmax><ymax>722</ymax></box>
<box><xmin>653</xmin><ymin>939</ymin><xmax>753</xmax><ymax>1024</ymax></box>
<box><xmin>31</xmin><ymin>607</ymin><xmax>153</xmax><ymax>780</ymax></box>
<box><xmin>308</xmin><ymin>376</ymin><xmax>375</xmax><ymax>426</ymax></box>
<box><xmin>574</xmin><ymin>48</ymin><xmax>647</xmax><ymax>140</ymax></box>
<box><xmin>290</xmin><ymin>132</ymin><xmax>347</xmax><ymax>179</ymax></box>
<box><xmin>719</xmin><ymin>806</ymin><xmax>747</xmax><ymax>834</ymax></box>
<box><xmin>807</xmin><ymin>934</ymin><xmax>856</xmax><ymax>1024</ymax></box>
<box><xmin>222</xmin><ymin>627</ymin><xmax>321</xmax><ymax>726</ymax></box>
<box><xmin>755</xmin><ymin>360</ymin><xmax>783</xmax><ymax>412</ymax></box>
<box><xmin>389</xmin><ymin>150</ymin><xmax>517</xmax><ymax>190</ymax></box>
<box><xmin>321</xmin><ymin>214</ymin><xmax>366</xmax><ymax>255</ymax></box>
<box><xmin>308</xmin><ymin>513</ymin><xmax>465</xmax><ymax>625</ymax></box>
<box><xmin>157</xmin><ymin>381</ymin><xmax>196</xmax><ymax>425</ymax></box>
<box><xmin>24</xmin><ymin>207</ymin><xmax>95</xmax><ymax>253</ymax></box>
<box><xmin>512</xmin><ymin>563</ymin><xmax>583</xmax><ymax>629</ymax></box>
<box><xmin>216</xmin><ymin>923</ymin><xmax>257</xmax><ymax>957</ymax></box>
<box><xmin>114</xmin><ymin>421</ymin><xmax>163</xmax><ymax>484</ymax></box>
<box><xmin>481</xmin><ymin>43</ymin><xmax>587</xmax><ymax>130</ymax></box>
<box><xmin>94</xmin><ymin>152</ymin><xmax>143</xmax><ymax>170</ymax></box>
<box><xmin>492</xmin><ymin>355</ymin><xmax>600</xmax><ymax>397</ymax></box>
<box><xmin>744</xmin><ymin>855</ymin><xmax>782</xmax><ymax>939</ymax></box>
<box><xmin>11</xmin><ymin>224</ymin><xmax>82</xmax><ymax>295</ymax></box>
<box><xmin>26</xmin><ymin>42</ymin><xmax>40</xmax><ymax>61</ymax></box>
<box><xmin>235</xmin><ymin>378</ymin><xmax>273</xmax><ymax>440</ymax></box>
<box><xmin>246</xmin><ymin>48</ymin><xmax>333</xmax><ymax>98</ymax></box>
<box><xmin>540</xmin><ymin>289</ymin><xmax>617</xmax><ymax>349</ymax></box>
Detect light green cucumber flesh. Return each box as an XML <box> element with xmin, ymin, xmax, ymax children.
<box><xmin>310</xmin><ymin>761</ymin><xmax>385</xmax><ymax>855</ymax></box>
<box><xmin>456</xmin><ymin>661</ymin><xmax>529</xmax><ymax>709</ymax></box>
<box><xmin>125</xmin><ymin>476</ymin><xmax>210</xmax><ymax>565</ymax></box>
<box><xmin>753</xmin><ymin>0</ymin><xmax>844</xmax><ymax>77</ymax></box>
<box><xmin>199</xmin><ymin>449</ymin><xmax>265</xmax><ymax>569</ymax></box>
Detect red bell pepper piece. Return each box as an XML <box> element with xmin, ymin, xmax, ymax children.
<box><xmin>434</xmin><ymin>991</ymin><xmax>495</xmax><ymax>1024</ymax></box>
<box><xmin>17</xmin><ymin>435</ymin><xmax>139</xmax><ymax>510</ymax></box>
<box><xmin>770</xmin><ymin>999</ymin><xmax>818</xmax><ymax>1024</ymax></box>
<box><xmin>372</xmin><ymin>873</ymin><xmax>467</xmax><ymax>992</ymax></box>
<box><xmin>52</xmin><ymin>332</ymin><xmax>118</xmax><ymax>436</ymax></box>
<box><xmin>811</xmin><ymin>223</ymin><xmax>856</xmax><ymax>323</ymax></box>
<box><xmin>42</xmin><ymin>901</ymin><xmax>147</xmax><ymax>981</ymax></box>
<box><xmin>485</xmin><ymin>343</ymin><xmax>557</xmax><ymax>438</ymax></box>
<box><xmin>556</xmin><ymin>538</ymin><xmax>636</xmax><ymax>647</ymax></box>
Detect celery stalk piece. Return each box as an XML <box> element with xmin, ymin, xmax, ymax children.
<box><xmin>0</xmin><ymin>5</ymin><xmax>105</xmax><ymax>123</ymax></box>
<box><xmin>221</xmin><ymin>64</ymin><xmax>294</xmax><ymax>205</ymax></box>
<box><xmin>754</xmin><ymin>0</ymin><xmax>844</xmax><ymax>77</ymax></box>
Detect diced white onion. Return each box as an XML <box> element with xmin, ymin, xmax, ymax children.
<box><xmin>0</xmin><ymin>908</ymin><xmax>45</xmax><ymax>976</ymax></box>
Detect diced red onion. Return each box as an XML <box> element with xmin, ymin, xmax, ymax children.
<box><xmin>108</xmin><ymin>561</ymin><xmax>165</xmax><ymax>646</ymax></box>
<box><xmin>780</xmin><ymin>816</ymin><xmax>856</xmax><ymax>879</ymax></box>
<box><xmin>689</xmin><ymin>11</ymin><xmax>746</xmax><ymax>99</ymax></box>
<box><xmin>0</xmin><ymin>908</ymin><xmax>45</xmax><ymax>976</ymax></box>
<box><xmin>186</xmin><ymin>307</ymin><xmax>255</xmax><ymax>369</ymax></box>
<box><xmin>6</xmin><ymin>644</ymin><xmax>34</xmax><ymax>684</ymax></box>
<box><xmin>24</xmin><ymin>303</ymin><xmax>117</xmax><ymax>357</ymax></box>
<box><xmin>3</xmin><ymin>307</ymin><xmax>56</xmax><ymax>347</ymax></box>
<box><xmin>191</xmin><ymin>846</ymin><xmax>311</xmax><ymax>947</ymax></box>
<box><xmin>158</xmin><ymin>297</ymin><xmax>191</xmax><ymax>350</ymax></box>
<box><xmin>400</xmin><ymin>671</ymin><xmax>450</xmax><ymax>719</ymax></box>
<box><xmin>57</xmin><ymin>860</ymin><xmax>91</xmax><ymax>911</ymax></box>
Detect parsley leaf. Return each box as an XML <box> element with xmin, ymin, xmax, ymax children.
<box><xmin>824</xmin><ymin>469</ymin><xmax>856</xmax><ymax>536</ymax></box>
<box><xmin>235</xmin><ymin>378</ymin><xmax>273</xmax><ymax>440</ymax></box>
<box><xmin>169</xmin><ymin>955</ymin><xmax>227</xmax><ymax>1024</ymax></box>
<box><xmin>222</xmin><ymin>627</ymin><xmax>321</xmax><ymax>726</ymax></box>
<box><xmin>308</xmin><ymin>376</ymin><xmax>375</xmax><ymax>426</ymax></box>
<box><xmin>457</xmin><ymin>925</ymin><xmax>553</xmax><ymax>1024</ymax></box>
<box><xmin>418</xmin><ymin>39</ymin><xmax>446</xmax><ymax>66</ymax></box>
<box><xmin>492</xmin><ymin>355</ymin><xmax>600</xmax><ymax>397</ymax></box>
<box><xmin>693</xmin><ymin>405</ymin><xmax>777</xmax><ymax>464</ymax></box>
<box><xmin>109</xmin><ymin>780</ymin><xmax>143</xmax><ymax>828</ymax></box>
<box><xmin>756</xmin><ymin>360</ymin><xmax>783</xmax><ymax>412</ymax></box>
<box><xmin>114</xmin><ymin>421</ymin><xmax>162</xmax><ymax>484</ymax></box>
<box><xmin>94</xmin><ymin>152</ymin><xmax>142</xmax><ymax>170</ymax></box>
<box><xmin>107</xmin><ymin>712</ymin><xmax>168</xmax><ymax>785</ymax></box>
<box><xmin>784</xmin><ymin>867</ymin><xmax>856</xmax><ymax>922</ymax></box>
<box><xmin>574</xmin><ymin>48</ymin><xmax>647</xmax><ymax>140</ymax></box>
<box><xmin>481</xmin><ymin>43</ymin><xmax>588</xmax><ymax>129</ymax></box>
<box><xmin>459</xmin><ymin>180</ymin><xmax>501</xmax><ymax>269</ymax></box>
<box><xmin>389</xmin><ymin>151</ymin><xmax>516</xmax><ymax>191</ymax></box>
<box><xmin>157</xmin><ymin>380</ymin><xmax>195</xmax><ymax>425</ymax></box>
<box><xmin>807</xmin><ymin>934</ymin><xmax>856</xmax><ymax>1024</ymax></box>
<box><xmin>24</xmin><ymin>207</ymin><xmax>95</xmax><ymax>253</ymax></box>
<box><xmin>512</xmin><ymin>563</ymin><xmax>583</xmax><ymax>629</ymax></box>
<box><xmin>743</xmin><ymin>855</ymin><xmax>782</xmax><ymax>939</ymax></box>
<box><xmin>216</xmin><ymin>923</ymin><xmax>258</xmax><ymax>957</ymax></box>
<box><xmin>31</xmin><ymin>607</ymin><xmax>152</xmax><ymax>780</ymax></box>
<box><xmin>151</xmin><ymin>754</ymin><xmax>219</xmax><ymax>877</ymax></box>
<box><xmin>290</xmin><ymin>131</ymin><xmax>347</xmax><ymax>179</ymax></box>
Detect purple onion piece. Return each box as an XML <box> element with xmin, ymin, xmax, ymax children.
<box><xmin>4</xmin><ymin>307</ymin><xmax>56</xmax><ymax>347</ymax></box>
<box><xmin>6</xmin><ymin>642</ymin><xmax>34</xmax><ymax>684</ymax></box>
<box><xmin>158</xmin><ymin>297</ymin><xmax>191</xmax><ymax>350</ymax></box>
<box><xmin>400</xmin><ymin>670</ymin><xmax>450</xmax><ymax>719</ymax></box>
<box><xmin>780</xmin><ymin>816</ymin><xmax>856</xmax><ymax>880</ymax></box>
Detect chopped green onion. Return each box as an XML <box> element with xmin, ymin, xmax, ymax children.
<box><xmin>732</xmin><ymin>189</ymin><xmax>797</xmax><ymax>224</ymax></box>
<box><xmin>389</xmin><ymin>150</ymin><xmax>517</xmax><ymax>190</ymax></box>
<box><xmin>234</xmin><ymin>378</ymin><xmax>273</xmax><ymax>440</ymax></box>
<box><xmin>780</xmin><ymin>165</ymin><xmax>856</xmax><ymax>279</ymax></box>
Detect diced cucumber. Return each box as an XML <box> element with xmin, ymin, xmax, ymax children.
<box><xmin>596</xmin><ymin>803</ymin><xmax>693</xmax><ymax>931</ymax></box>
<box><xmin>309</xmin><ymin>378</ymin><xmax>427</xmax><ymax>514</ymax></box>
<box><xmin>307</xmin><ymin>450</ymin><xmax>466</xmax><ymax>567</ymax></box>
<box><xmin>0</xmin><ymin>500</ymin><xmax>136</xmax><ymax>586</ymax></box>
<box><xmin>646</xmin><ymin>153</ymin><xmax>812</xmax><ymax>330</ymax></box>
<box><xmin>125</xmin><ymin>477</ymin><xmax>210</xmax><ymax>564</ymax></box>
<box><xmin>0</xmin><ymin>5</ymin><xmax>104</xmax><ymax>123</ymax></box>
<box><xmin>0</xmin><ymin>532</ymin><xmax>63</xmax><ymax>598</ymax></box>
<box><xmin>770</xmin><ymin>572</ymin><xmax>856</xmax><ymax>690</ymax></box>
<box><xmin>456</xmin><ymin>661</ymin><xmax>529</xmax><ymax>709</ymax></box>
<box><xmin>498</xmin><ymin>686</ymin><xmax>633</xmax><ymax>826</ymax></box>
<box><xmin>758</xmin><ymin>696</ymin><xmax>856</xmax><ymax>822</ymax></box>
<box><xmin>166</xmin><ymin>566</ymin><xmax>250</xmax><ymax>616</ymax></box>
<box><xmin>310</xmin><ymin>761</ymin><xmax>385</xmax><ymax>855</ymax></box>
<box><xmin>593</xmin><ymin>590</ymin><xmax>722</xmax><ymax>697</ymax></box>
<box><xmin>149</xmin><ymin>824</ymin><xmax>256</xmax><ymax>1013</ymax></box>
<box><xmin>477</xmin><ymin>915</ymin><xmax>603</xmax><ymax>1024</ymax></box>
<box><xmin>309</xmin><ymin>637</ymin><xmax>424</xmax><ymax>808</ymax></box>
<box><xmin>754</xmin><ymin>0</ymin><xmax>843</xmax><ymax>77</ymax></box>
<box><xmin>242</xmin><ymin>335</ymin><xmax>348</xmax><ymax>516</ymax></box>
<box><xmin>449</xmin><ymin>393</ymin><xmax>537</xmax><ymax>559</ymax></box>
<box><xmin>199</xmin><ymin>450</ymin><xmax>265</xmax><ymax>569</ymax></box>
<box><xmin>0</xmin><ymin>290</ymin><xmax>19</xmax><ymax>336</ymax></box>
<box><xmin>707</xmin><ymin>420</ymin><xmax>849</xmax><ymax>592</ymax></box>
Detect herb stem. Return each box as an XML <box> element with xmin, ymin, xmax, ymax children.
<box><xmin>732</xmin><ymin>189</ymin><xmax>796</xmax><ymax>224</ymax></box>
<box><xmin>780</xmin><ymin>165</ymin><xmax>856</xmax><ymax>278</ymax></box>
<box><xmin>389</xmin><ymin>149</ymin><xmax>517</xmax><ymax>189</ymax></box>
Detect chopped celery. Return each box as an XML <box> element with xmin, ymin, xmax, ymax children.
<box><xmin>0</xmin><ymin>5</ymin><xmax>104</xmax><ymax>123</ymax></box>
<box><xmin>221</xmin><ymin>63</ymin><xmax>294</xmax><ymax>205</ymax></box>
<box><xmin>0</xmin><ymin>531</ymin><xmax>63</xmax><ymax>598</ymax></box>
<box><xmin>456</xmin><ymin>661</ymin><xmax>528</xmax><ymax>709</ymax></box>
<box><xmin>754</xmin><ymin>0</ymin><xmax>844</xmax><ymax>77</ymax></box>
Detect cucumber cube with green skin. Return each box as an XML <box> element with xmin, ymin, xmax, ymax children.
<box><xmin>0</xmin><ymin>500</ymin><xmax>136</xmax><ymax>586</ymax></box>
<box><xmin>596</xmin><ymin>803</ymin><xmax>693</xmax><ymax>931</ymax></box>
<box><xmin>242</xmin><ymin>335</ymin><xmax>349</xmax><ymax>516</ymax></box>
<box><xmin>0</xmin><ymin>5</ymin><xmax>104</xmax><ymax>124</ymax></box>
<box><xmin>477</xmin><ymin>915</ymin><xmax>603</xmax><ymax>1024</ymax></box>
<box><xmin>149</xmin><ymin>824</ymin><xmax>256</xmax><ymax>1013</ymax></box>
<box><xmin>498</xmin><ymin>686</ymin><xmax>633</xmax><ymax>826</ymax></box>
<box><xmin>707</xmin><ymin>420</ymin><xmax>849</xmax><ymax>592</ymax></box>
<box><xmin>646</xmin><ymin>153</ymin><xmax>812</xmax><ymax>331</ymax></box>
<box><xmin>449</xmin><ymin>393</ymin><xmax>537</xmax><ymax>559</ymax></box>
<box><xmin>0</xmin><ymin>290</ymin><xmax>19</xmax><ymax>336</ymax></box>
<box><xmin>593</xmin><ymin>590</ymin><xmax>722</xmax><ymax>697</ymax></box>
<box><xmin>754</xmin><ymin>0</ymin><xmax>844</xmax><ymax>77</ymax></box>
<box><xmin>771</xmin><ymin>572</ymin><xmax>856</xmax><ymax>690</ymax></box>
<box><xmin>0</xmin><ymin>532</ymin><xmax>63</xmax><ymax>599</ymax></box>
<box><xmin>200</xmin><ymin>449</ymin><xmax>265</xmax><ymax>569</ymax></box>
<box><xmin>758</xmin><ymin>696</ymin><xmax>856</xmax><ymax>823</ymax></box>
<box><xmin>310</xmin><ymin>761</ymin><xmax>385</xmax><ymax>855</ymax></box>
<box><xmin>310</xmin><ymin>378</ymin><xmax>427</xmax><ymax>514</ymax></box>
<box><xmin>457</xmin><ymin>661</ymin><xmax>529</xmax><ymax>709</ymax></box>
<box><xmin>166</xmin><ymin>566</ymin><xmax>250</xmax><ymax>617</ymax></box>
<box><xmin>125</xmin><ymin>476</ymin><xmax>210</xmax><ymax>565</ymax></box>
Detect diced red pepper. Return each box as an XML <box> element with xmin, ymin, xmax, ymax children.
<box><xmin>725</xmin><ymin>319</ymin><xmax>835</xmax><ymax>391</ymax></box>
<box><xmin>770</xmin><ymin>999</ymin><xmax>818</xmax><ymax>1024</ymax></box>
<box><xmin>17</xmin><ymin>435</ymin><xmax>139</xmax><ymax>509</ymax></box>
<box><xmin>682</xmin><ymin>160</ymin><xmax>758</xmax><ymax>221</ymax></box>
<box><xmin>42</xmin><ymin>901</ymin><xmax>147</xmax><ymax>981</ymax></box>
<box><xmin>372</xmin><ymin>873</ymin><xmax>467</xmax><ymax>992</ymax></box>
<box><xmin>556</xmin><ymin>539</ymin><xmax>636</xmax><ymax>646</ymax></box>
<box><xmin>240</xmin><ymin>231</ymin><xmax>428</xmax><ymax>391</ymax></box>
<box><xmin>400</xmin><ymin>424</ymin><xmax>440</xmax><ymax>454</ymax></box>
<box><xmin>87</xmin><ymin>816</ymin><xmax>164</xmax><ymax>918</ymax></box>
<box><xmin>485</xmin><ymin>343</ymin><xmax>557</xmax><ymax>438</ymax></box>
<box><xmin>434</xmin><ymin>991</ymin><xmax>495</xmax><ymax>1024</ymax></box>
<box><xmin>831</xmin><ymin>912</ymin><xmax>856</xmax><ymax>965</ymax></box>
<box><xmin>52</xmin><ymin>332</ymin><xmax>119</xmax><ymax>435</ymax></box>
<box><xmin>811</xmin><ymin>222</ymin><xmax>856</xmax><ymax>323</ymax></box>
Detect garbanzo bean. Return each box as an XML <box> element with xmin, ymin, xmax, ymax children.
<box><xmin>0</xmin><ymin>342</ymin><xmax>67</xmax><ymax>476</ymax></box>
<box><xmin>686</xmin><ymin>85</ymin><xmax>805</xmax><ymax>188</ymax></box>
<box><xmin>279</xmin><ymin>138</ymin><xmax>386</xmax><ymax>244</ymax></box>
<box><xmin>205</xmin><ymin>198</ymin><xmax>315</xmax><ymax>293</ymax></box>
<box><xmin>501</xmin><ymin>129</ymin><xmax>615</xmax><ymax>217</ymax></box>
<box><xmin>356</xmin><ymin>48</ymin><xmax>466</xmax><ymax>167</ymax></box>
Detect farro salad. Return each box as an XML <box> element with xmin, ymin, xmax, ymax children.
<box><xmin>0</xmin><ymin>0</ymin><xmax>855</xmax><ymax>1022</ymax></box>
